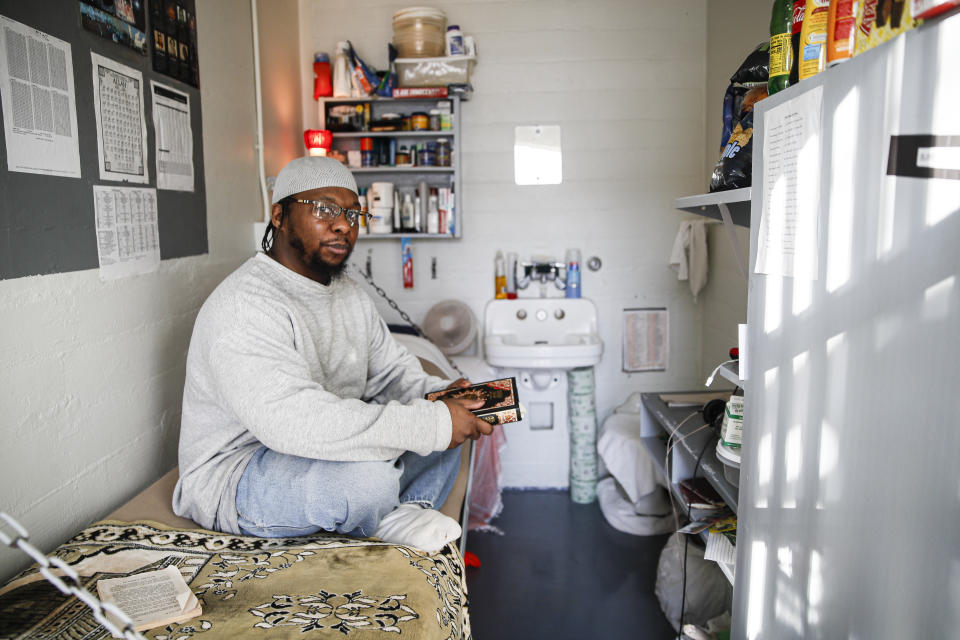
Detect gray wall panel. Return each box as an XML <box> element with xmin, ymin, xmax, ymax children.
<box><xmin>0</xmin><ymin>0</ymin><xmax>207</xmax><ymax>280</ymax></box>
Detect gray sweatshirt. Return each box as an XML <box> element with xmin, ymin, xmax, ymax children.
<box><xmin>172</xmin><ymin>253</ymin><xmax>453</xmax><ymax>533</ymax></box>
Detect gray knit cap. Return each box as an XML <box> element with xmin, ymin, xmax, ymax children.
<box><xmin>271</xmin><ymin>156</ymin><xmax>358</xmax><ymax>204</ymax></box>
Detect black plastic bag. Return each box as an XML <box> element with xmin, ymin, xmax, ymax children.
<box><xmin>710</xmin><ymin>110</ymin><xmax>754</xmax><ymax>192</ymax></box>
<box><xmin>729</xmin><ymin>42</ymin><xmax>769</xmax><ymax>86</ymax></box>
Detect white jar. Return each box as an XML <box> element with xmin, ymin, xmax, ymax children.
<box><xmin>445</xmin><ymin>25</ymin><xmax>464</xmax><ymax>56</ymax></box>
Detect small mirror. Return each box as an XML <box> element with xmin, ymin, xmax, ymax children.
<box><xmin>514</xmin><ymin>125</ymin><xmax>562</xmax><ymax>185</ymax></box>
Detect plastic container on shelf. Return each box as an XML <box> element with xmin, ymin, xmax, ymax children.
<box><xmin>395</xmin><ymin>55</ymin><xmax>476</xmax><ymax>87</ymax></box>
<box><xmin>715</xmin><ymin>439</ymin><xmax>742</xmax><ymax>487</ymax></box>
<box><xmin>393</xmin><ymin>7</ymin><xmax>447</xmax><ymax>58</ymax></box>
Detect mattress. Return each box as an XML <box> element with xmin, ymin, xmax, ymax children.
<box><xmin>0</xmin><ymin>348</ymin><xmax>474</xmax><ymax>639</ymax></box>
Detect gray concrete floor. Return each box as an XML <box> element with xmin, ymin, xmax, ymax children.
<box><xmin>464</xmin><ymin>489</ymin><xmax>677</xmax><ymax>639</ymax></box>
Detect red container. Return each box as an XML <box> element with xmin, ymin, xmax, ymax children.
<box><xmin>313</xmin><ymin>52</ymin><xmax>332</xmax><ymax>99</ymax></box>
<box><xmin>360</xmin><ymin>137</ymin><xmax>374</xmax><ymax>151</ymax></box>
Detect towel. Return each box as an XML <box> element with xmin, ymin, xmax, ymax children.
<box><xmin>669</xmin><ymin>220</ymin><xmax>709</xmax><ymax>301</ymax></box>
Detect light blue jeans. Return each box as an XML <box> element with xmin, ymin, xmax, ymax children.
<box><xmin>235</xmin><ymin>446</ymin><xmax>462</xmax><ymax>538</ymax></box>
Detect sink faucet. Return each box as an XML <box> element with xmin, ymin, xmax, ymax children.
<box><xmin>517</xmin><ymin>260</ymin><xmax>567</xmax><ymax>297</ymax></box>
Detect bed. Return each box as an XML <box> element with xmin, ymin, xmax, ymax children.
<box><xmin>0</xmin><ymin>338</ymin><xmax>474</xmax><ymax>639</ymax></box>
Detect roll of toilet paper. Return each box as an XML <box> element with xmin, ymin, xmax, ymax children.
<box><xmin>568</xmin><ymin>394</ymin><xmax>596</xmax><ymax>417</ymax></box>
<box><xmin>567</xmin><ymin>365</ymin><xmax>598</xmax><ymax>504</ymax></box>
<box><xmin>567</xmin><ymin>366</ymin><xmax>595</xmax><ymax>394</ymax></box>
<box><xmin>570</xmin><ymin>478</ymin><xmax>598</xmax><ymax>504</ymax></box>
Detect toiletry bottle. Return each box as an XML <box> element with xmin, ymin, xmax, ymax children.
<box><xmin>506</xmin><ymin>252</ymin><xmax>518</xmax><ymax>299</ymax></box>
<box><xmin>495</xmin><ymin>251</ymin><xmax>507</xmax><ymax>299</ymax></box>
<box><xmin>313</xmin><ymin>52</ymin><xmax>332</xmax><ymax>99</ymax></box>
<box><xmin>357</xmin><ymin>187</ymin><xmax>368</xmax><ymax>235</ymax></box>
<box><xmin>401</xmin><ymin>193</ymin><xmax>415</xmax><ymax>231</ymax></box>
<box><xmin>565</xmin><ymin>248</ymin><xmax>581</xmax><ymax>298</ymax></box>
<box><xmin>426</xmin><ymin>188</ymin><xmax>440</xmax><ymax>234</ymax></box>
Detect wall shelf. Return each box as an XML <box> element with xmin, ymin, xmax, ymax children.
<box><xmin>334</xmin><ymin>131</ymin><xmax>454</xmax><ymax>138</ymax></box>
<box><xmin>719</xmin><ymin>361</ymin><xmax>741</xmax><ymax>386</ymax></box>
<box><xmin>640</xmin><ymin>393</ymin><xmax>739</xmax><ymax>513</ymax></box>
<box><xmin>322</xmin><ymin>97</ymin><xmax>462</xmax><ymax>238</ymax></box>
<box><xmin>674</xmin><ymin>188</ymin><xmax>751</xmax><ymax>227</ymax></box>
<box><xmin>358</xmin><ymin>233</ymin><xmax>456</xmax><ymax>240</ymax></box>
<box><xmin>349</xmin><ymin>167</ymin><xmax>454</xmax><ymax>174</ymax></box>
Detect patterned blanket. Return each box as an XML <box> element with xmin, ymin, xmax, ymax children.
<box><xmin>0</xmin><ymin>520</ymin><xmax>471</xmax><ymax>639</ymax></box>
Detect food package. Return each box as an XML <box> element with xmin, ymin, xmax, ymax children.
<box><xmin>719</xmin><ymin>43</ymin><xmax>768</xmax><ymax>155</ymax></box>
<box><xmin>710</xmin><ymin>108</ymin><xmax>756</xmax><ymax>192</ymax></box>
<box><xmin>855</xmin><ymin>0</ymin><xmax>916</xmax><ymax>55</ymax></box>
<box><xmin>911</xmin><ymin>0</ymin><xmax>960</xmax><ymax>20</ymax></box>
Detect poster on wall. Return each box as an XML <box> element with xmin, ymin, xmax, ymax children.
<box><xmin>91</xmin><ymin>52</ymin><xmax>149</xmax><ymax>184</ymax></box>
<box><xmin>622</xmin><ymin>307</ymin><xmax>669</xmax><ymax>372</ymax></box>
<box><xmin>149</xmin><ymin>0</ymin><xmax>199</xmax><ymax>88</ymax></box>
<box><xmin>93</xmin><ymin>185</ymin><xmax>160</xmax><ymax>280</ymax></box>
<box><xmin>0</xmin><ymin>15</ymin><xmax>81</xmax><ymax>178</ymax></box>
<box><xmin>151</xmin><ymin>80</ymin><xmax>193</xmax><ymax>191</ymax></box>
<box><xmin>79</xmin><ymin>0</ymin><xmax>148</xmax><ymax>55</ymax></box>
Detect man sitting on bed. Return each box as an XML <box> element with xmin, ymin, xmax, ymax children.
<box><xmin>172</xmin><ymin>156</ymin><xmax>492</xmax><ymax>553</ymax></box>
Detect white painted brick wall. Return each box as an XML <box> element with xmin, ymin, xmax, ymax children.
<box><xmin>299</xmin><ymin>0</ymin><xmax>709</xmax><ymax>433</ymax></box>
<box><xmin>697</xmin><ymin>0</ymin><xmax>770</xmax><ymax>382</ymax></box>
<box><xmin>0</xmin><ymin>0</ymin><xmax>260</xmax><ymax>581</ymax></box>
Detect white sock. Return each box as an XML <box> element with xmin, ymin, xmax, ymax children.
<box><xmin>373</xmin><ymin>503</ymin><xmax>462</xmax><ymax>553</ymax></box>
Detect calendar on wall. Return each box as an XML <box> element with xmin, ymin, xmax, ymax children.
<box><xmin>91</xmin><ymin>52</ymin><xmax>148</xmax><ymax>183</ymax></box>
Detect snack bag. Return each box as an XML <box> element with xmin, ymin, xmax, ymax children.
<box><xmin>710</xmin><ymin>97</ymin><xmax>763</xmax><ymax>192</ymax></box>
<box><xmin>855</xmin><ymin>0</ymin><xmax>915</xmax><ymax>55</ymax></box>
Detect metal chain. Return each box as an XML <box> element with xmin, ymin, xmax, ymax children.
<box><xmin>351</xmin><ymin>265</ymin><xmax>467</xmax><ymax>378</ymax></box>
<box><xmin>0</xmin><ymin>511</ymin><xmax>146</xmax><ymax>640</ymax></box>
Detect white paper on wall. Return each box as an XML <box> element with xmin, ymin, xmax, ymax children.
<box><xmin>622</xmin><ymin>308</ymin><xmax>668</xmax><ymax>372</ymax></box>
<box><xmin>755</xmin><ymin>85</ymin><xmax>823</xmax><ymax>280</ymax></box>
<box><xmin>93</xmin><ymin>185</ymin><xmax>160</xmax><ymax>280</ymax></box>
<box><xmin>150</xmin><ymin>80</ymin><xmax>193</xmax><ymax>192</ymax></box>
<box><xmin>91</xmin><ymin>52</ymin><xmax>149</xmax><ymax>184</ymax></box>
<box><xmin>0</xmin><ymin>15</ymin><xmax>81</xmax><ymax>178</ymax></box>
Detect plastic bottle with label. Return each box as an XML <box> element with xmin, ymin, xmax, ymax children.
<box><xmin>789</xmin><ymin>0</ymin><xmax>806</xmax><ymax>85</ymax></box>
<box><xmin>768</xmin><ymin>0</ymin><xmax>794</xmax><ymax>95</ymax></box>
<box><xmin>798</xmin><ymin>0</ymin><xmax>830</xmax><ymax>80</ymax></box>
<box><xmin>333</xmin><ymin>42</ymin><xmax>353</xmax><ymax>97</ymax></box>
<box><xmin>494</xmin><ymin>251</ymin><xmax>507</xmax><ymax>299</ymax></box>
<box><xmin>446</xmin><ymin>25</ymin><xmax>465</xmax><ymax>56</ymax></box>
<box><xmin>426</xmin><ymin>188</ymin><xmax>440</xmax><ymax>234</ymax></box>
<box><xmin>565</xmin><ymin>248</ymin><xmax>581</xmax><ymax>299</ymax></box>
<box><xmin>313</xmin><ymin>52</ymin><xmax>332</xmax><ymax>99</ymax></box>
<box><xmin>720</xmin><ymin>389</ymin><xmax>745</xmax><ymax>449</ymax></box>
<box><xmin>357</xmin><ymin>187</ymin><xmax>368</xmax><ymax>235</ymax></box>
<box><xmin>401</xmin><ymin>193</ymin><xmax>415</xmax><ymax>231</ymax></box>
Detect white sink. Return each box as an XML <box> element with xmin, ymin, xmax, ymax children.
<box><xmin>483</xmin><ymin>299</ymin><xmax>603</xmax><ymax>369</ymax></box>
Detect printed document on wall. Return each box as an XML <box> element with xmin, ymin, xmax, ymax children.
<box><xmin>622</xmin><ymin>308</ymin><xmax>668</xmax><ymax>372</ymax></box>
<box><xmin>0</xmin><ymin>15</ymin><xmax>80</xmax><ymax>178</ymax></box>
<box><xmin>93</xmin><ymin>186</ymin><xmax>160</xmax><ymax>280</ymax></box>
<box><xmin>151</xmin><ymin>81</ymin><xmax>193</xmax><ymax>191</ymax></box>
<box><xmin>755</xmin><ymin>85</ymin><xmax>823</xmax><ymax>279</ymax></box>
<box><xmin>91</xmin><ymin>52</ymin><xmax>149</xmax><ymax>184</ymax></box>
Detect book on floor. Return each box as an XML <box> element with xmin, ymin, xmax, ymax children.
<box><xmin>425</xmin><ymin>377</ymin><xmax>522</xmax><ymax>425</ymax></box>
<box><xmin>96</xmin><ymin>565</ymin><xmax>201</xmax><ymax>636</ymax></box>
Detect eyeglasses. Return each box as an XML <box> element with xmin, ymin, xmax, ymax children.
<box><xmin>291</xmin><ymin>198</ymin><xmax>369</xmax><ymax>228</ymax></box>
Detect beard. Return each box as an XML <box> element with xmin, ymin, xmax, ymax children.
<box><xmin>289</xmin><ymin>234</ymin><xmax>353</xmax><ymax>281</ymax></box>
